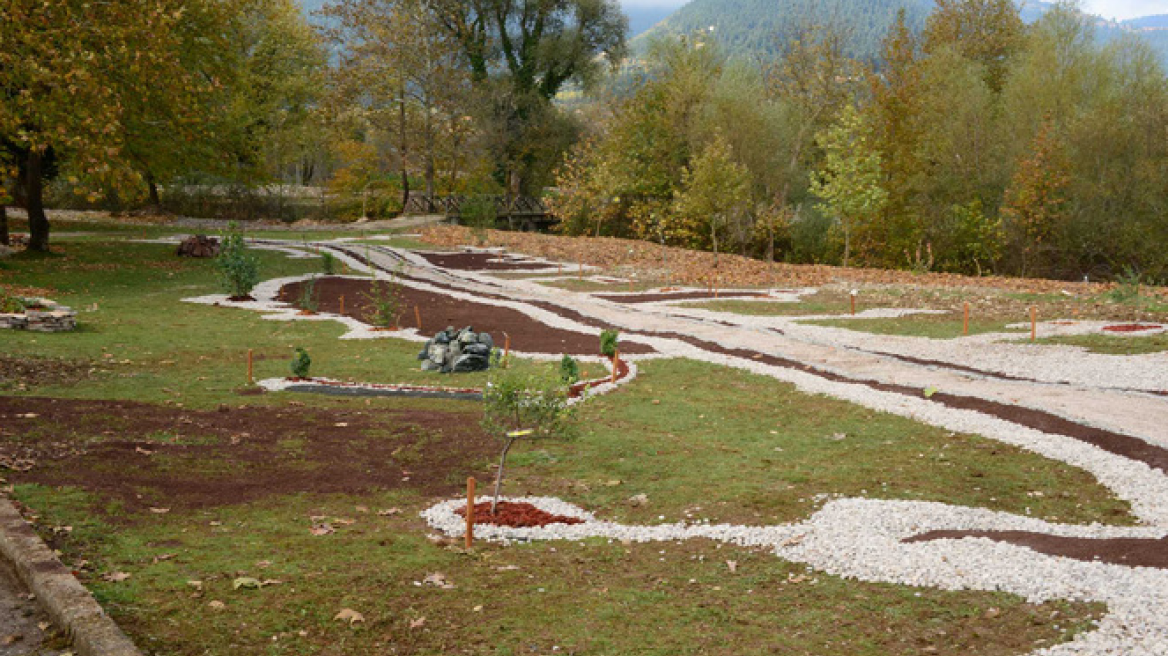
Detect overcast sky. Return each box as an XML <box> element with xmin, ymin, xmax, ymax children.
<box><xmin>617</xmin><ymin>0</ymin><xmax>1168</xmax><ymax>21</ymax></box>
<box><xmin>1082</xmin><ymin>0</ymin><xmax>1168</xmax><ymax>19</ymax></box>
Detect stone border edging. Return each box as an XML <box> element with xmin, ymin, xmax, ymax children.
<box><xmin>0</xmin><ymin>496</ymin><xmax>142</xmax><ymax>656</ymax></box>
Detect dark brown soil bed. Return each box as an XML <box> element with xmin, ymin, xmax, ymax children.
<box><xmin>1103</xmin><ymin>324</ymin><xmax>1161</xmax><ymax>333</ymax></box>
<box><xmin>456</xmin><ymin>501</ymin><xmax>584</xmax><ymax>528</ymax></box>
<box><xmin>0</xmin><ymin>396</ymin><xmax>495</xmax><ymax>517</ymax></box>
<box><xmin>0</xmin><ymin>355</ymin><xmax>105</xmax><ymax>392</ymax></box>
<box><xmin>595</xmin><ymin>290</ymin><xmax>768</xmax><ymax>304</ymax></box>
<box><xmin>277</xmin><ymin>277</ymin><xmax>656</xmax><ymax>356</ymax></box>
<box><xmin>418</xmin><ymin>252</ymin><xmax>557</xmax><ymax>271</ymax></box>
<box><xmin>905</xmin><ymin>530</ymin><xmax>1168</xmax><ymax>569</ymax></box>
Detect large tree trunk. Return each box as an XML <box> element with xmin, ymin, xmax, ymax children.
<box><xmin>22</xmin><ymin>149</ymin><xmax>49</xmax><ymax>252</ymax></box>
<box><xmin>146</xmin><ymin>170</ymin><xmax>161</xmax><ymax>208</ymax></box>
<box><xmin>398</xmin><ymin>86</ymin><xmax>411</xmax><ymax>211</ymax></box>
<box><xmin>0</xmin><ymin>204</ymin><xmax>8</xmax><ymax>246</ymax></box>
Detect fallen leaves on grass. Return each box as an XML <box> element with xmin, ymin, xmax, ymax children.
<box><xmin>419</xmin><ymin>572</ymin><xmax>455</xmax><ymax>589</ymax></box>
<box><xmin>102</xmin><ymin>571</ymin><xmax>131</xmax><ymax>582</ymax></box>
<box><xmin>309</xmin><ymin>523</ymin><xmax>334</xmax><ymax>536</ymax></box>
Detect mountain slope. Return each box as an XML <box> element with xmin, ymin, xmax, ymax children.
<box><xmin>632</xmin><ymin>0</ymin><xmax>1168</xmax><ymax>64</ymax></box>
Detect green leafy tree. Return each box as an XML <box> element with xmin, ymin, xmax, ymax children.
<box><xmin>431</xmin><ymin>0</ymin><xmax>628</xmax><ymax>193</ymax></box>
<box><xmin>922</xmin><ymin>0</ymin><xmax>1024</xmax><ymax>93</ymax></box>
<box><xmin>810</xmin><ymin>105</ymin><xmax>888</xmax><ymax>268</ymax></box>
<box><xmin>482</xmin><ymin>364</ymin><xmax>577</xmax><ymax>511</ymax></box>
<box><xmin>670</xmin><ymin>133</ymin><xmax>753</xmax><ymax>266</ymax></box>
<box><xmin>216</xmin><ymin>223</ymin><xmax>261</xmax><ymax>298</ymax></box>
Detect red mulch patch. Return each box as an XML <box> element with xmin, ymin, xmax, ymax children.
<box><xmin>278</xmin><ymin>277</ymin><xmax>656</xmax><ymax>356</ymax></box>
<box><xmin>417</xmin><ymin>252</ymin><xmax>557</xmax><ymax>271</ymax></box>
<box><xmin>456</xmin><ymin>501</ymin><xmax>584</xmax><ymax>528</ymax></box>
<box><xmin>1103</xmin><ymin>324</ymin><xmax>1161</xmax><ymax>333</ymax></box>
<box><xmin>0</xmin><ymin>396</ymin><xmax>495</xmax><ymax>517</ymax></box>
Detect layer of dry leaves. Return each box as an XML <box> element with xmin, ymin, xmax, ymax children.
<box><xmin>419</xmin><ymin>225</ymin><xmax>1166</xmax><ymax>299</ymax></box>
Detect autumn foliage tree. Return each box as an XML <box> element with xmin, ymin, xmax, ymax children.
<box><xmin>0</xmin><ymin>0</ymin><xmax>241</xmax><ymax>251</ymax></box>
<box><xmin>1001</xmin><ymin>116</ymin><xmax>1071</xmax><ymax>277</ymax></box>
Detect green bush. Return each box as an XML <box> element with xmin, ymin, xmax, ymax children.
<box><xmin>559</xmin><ymin>354</ymin><xmax>580</xmax><ymax>384</ymax></box>
<box><xmin>599</xmin><ymin>329</ymin><xmax>620</xmax><ymax>358</ymax></box>
<box><xmin>321</xmin><ymin>251</ymin><xmax>338</xmax><ymax>275</ymax></box>
<box><xmin>362</xmin><ymin>268</ymin><xmax>401</xmax><ymax>328</ymax></box>
<box><xmin>216</xmin><ymin>222</ymin><xmax>260</xmax><ymax>298</ymax></box>
<box><xmin>0</xmin><ymin>291</ymin><xmax>25</xmax><ymax>314</ymax></box>
<box><xmin>290</xmin><ymin>347</ymin><xmax>312</xmax><ymax>379</ymax></box>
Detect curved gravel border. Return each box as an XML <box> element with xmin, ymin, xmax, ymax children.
<box><xmin>422</xmin><ymin>495</ymin><xmax>1168</xmax><ymax>656</ymax></box>
<box><xmin>0</xmin><ymin>496</ymin><xmax>141</xmax><ymax>656</ymax></box>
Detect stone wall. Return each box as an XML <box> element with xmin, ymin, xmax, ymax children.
<box><xmin>0</xmin><ymin>298</ymin><xmax>76</xmax><ymax>332</ymax></box>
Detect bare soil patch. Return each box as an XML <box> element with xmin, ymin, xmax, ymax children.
<box><xmin>905</xmin><ymin>530</ymin><xmax>1168</xmax><ymax>569</ymax></box>
<box><xmin>0</xmin><ymin>396</ymin><xmax>495</xmax><ymax>516</ymax></box>
<box><xmin>416</xmin><ymin>252</ymin><xmax>556</xmax><ymax>271</ymax></box>
<box><xmin>277</xmin><ymin>277</ymin><xmax>656</xmax><ymax>356</ymax></box>
<box><xmin>0</xmin><ymin>355</ymin><xmax>104</xmax><ymax>392</ymax></box>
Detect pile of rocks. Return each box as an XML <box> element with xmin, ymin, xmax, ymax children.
<box><xmin>176</xmin><ymin>235</ymin><xmax>220</xmax><ymax>258</ymax></box>
<box><xmin>418</xmin><ymin>326</ymin><xmax>495</xmax><ymax>373</ymax></box>
<box><xmin>0</xmin><ymin>298</ymin><xmax>76</xmax><ymax>332</ymax></box>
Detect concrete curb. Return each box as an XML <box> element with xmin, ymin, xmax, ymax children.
<box><xmin>0</xmin><ymin>495</ymin><xmax>142</xmax><ymax>656</ymax></box>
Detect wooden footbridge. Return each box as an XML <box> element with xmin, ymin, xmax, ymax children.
<box><xmin>402</xmin><ymin>195</ymin><xmax>555</xmax><ymax>231</ymax></box>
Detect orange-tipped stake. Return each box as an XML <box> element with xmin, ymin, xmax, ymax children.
<box><xmin>247</xmin><ymin>349</ymin><xmax>254</xmax><ymax>384</ymax></box>
<box><xmin>503</xmin><ymin>333</ymin><xmax>511</xmax><ymax>364</ymax></box>
<box><xmin>611</xmin><ymin>350</ymin><xmax>620</xmax><ymax>384</ymax></box>
<box><xmin>850</xmin><ymin>290</ymin><xmax>857</xmax><ymax>315</ymax></box>
<box><xmin>465</xmin><ymin>477</ymin><xmax>476</xmax><ymax>548</ymax></box>
<box><xmin>1031</xmin><ymin>306</ymin><xmax>1038</xmax><ymax>341</ymax></box>
<box><xmin>414</xmin><ymin>305</ymin><xmax>422</xmax><ymax>330</ymax></box>
<box><xmin>963</xmin><ymin>303</ymin><xmax>970</xmax><ymax>335</ymax></box>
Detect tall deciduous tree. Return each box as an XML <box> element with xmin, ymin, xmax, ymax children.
<box><xmin>0</xmin><ymin>0</ymin><xmax>239</xmax><ymax>251</ymax></box>
<box><xmin>1001</xmin><ymin>116</ymin><xmax>1070</xmax><ymax>277</ymax></box>
<box><xmin>430</xmin><ymin>0</ymin><xmax>628</xmax><ymax>193</ymax></box>
<box><xmin>670</xmin><ymin>132</ymin><xmax>752</xmax><ymax>267</ymax></box>
<box><xmin>810</xmin><ymin>104</ymin><xmax>887</xmax><ymax>268</ymax></box>
<box><xmin>922</xmin><ymin>0</ymin><xmax>1024</xmax><ymax>93</ymax></box>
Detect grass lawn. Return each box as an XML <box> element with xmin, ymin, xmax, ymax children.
<box><xmin>803</xmin><ymin>313</ymin><xmax>1027</xmax><ymax>339</ymax></box>
<box><xmin>0</xmin><ymin>230</ymin><xmax>1132</xmax><ymax>654</ymax></box>
<box><xmin>1035</xmin><ymin>332</ymin><xmax>1168</xmax><ymax>355</ymax></box>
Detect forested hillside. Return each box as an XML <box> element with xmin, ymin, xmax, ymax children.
<box><xmin>633</xmin><ymin>0</ymin><xmax>1168</xmax><ymax>64</ymax></box>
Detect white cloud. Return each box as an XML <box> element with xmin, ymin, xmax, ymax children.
<box><xmin>1082</xmin><ymin>0</ymin><xmax>1168</xmax><ymax>20</ymax></box>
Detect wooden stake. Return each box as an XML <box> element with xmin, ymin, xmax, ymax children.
<box><xmin>339</xmin><ymin>295</ymin><xmax>345</xmax><ymax>316</ymax></box>
<box><xmin>578</xmin><ymin>262</ymin><xmax>583</xmax><ymax>279</ymax></box>
<box><xmin>503</xmin><ymin>333</ymin><xmax>511</xmax><ymax>363</ymax></box>
<box><xmin>465</xmin><ymin>477</ymin><xmax>476</xmax><ymax>548</ymax></box>
<box><xmin>247</xmin><ymin>349</ymin><xmax>254</xmax><ymax>384</ymax></box>
<box><xmin>850</xmin><ymin>293</ymin><xmax>856</xmax><ymax>316</ymax></box>
<box><xmin>1030</xmin><ymin>306</ymin><xmax>1037</xmax><ymax>341</ymax></box>
<box><xmin>414</xmin><ymin>305</ymin><xmax>422</xmax><ymax>330</ymax></box>
<box><xmin>963</xmin><ymin>303</ymin><xmax>970</xmax><ymax>335</ymax></box>
<box><xmin>611</xmin><ymin>351</ymin><xmax>620</xmax><ymax>384</ymax></box>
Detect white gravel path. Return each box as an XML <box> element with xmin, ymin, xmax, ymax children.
<box><xmin>185</xmin><ymin>237</ymin><xmax>1168</xmax><ymax>655</ymax></box>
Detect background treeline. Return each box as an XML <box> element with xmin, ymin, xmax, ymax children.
<box><xmin>552</xmin><ymin>1</ymin><xmax>1168</xmax><ymax>282</ymax></box>
<box><xmin>2</xmin><ymin>0</ymin><xmax>626</xmax><ymax>249</ymax></box>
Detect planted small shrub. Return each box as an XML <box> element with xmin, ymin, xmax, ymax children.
<box><xmin>482</xmin><ymin>364</ymin><xmax>578</xmax><ymax>511</ymax></box>
<box><xmin>321</xmin><ymin>251</ymin><xmax>338</xmax><ymax>275</ymax></box>
<box><xmin>559</xmin><ymin>354</ymin><xmax>580</xmax><ymax>384</ymax></box>
<box><xmin>462</xmin><ymin>195</ymin><xmax>496</xmax><ymax>246</ymax></box>
<box><xmin>0</xmin><ymin>289</ymin><xmax>25</xmax><ymax>314</ymax></box>
<box><xmin>216</xmin><ymin>222</ymin><xmax>260</xmax><ymax>299</ymax></box>
<box><xmin>298</xmin><ymin>276</ymin><xmax>318</xmax><ymax>313</ymax></box>
<box><xmin>363</xmin><ymin>274</ymin><xmax>401</xmax><ymax>328</ymax></box>
<box><xmin>290</xmin><ymin>347</ymin><xmax>312</xmax><ymax>379</ymax></box>
<box><xmin>599</xmin><ymin>329</ymin><xmax>620</xmax><ymax>358</ymax></box>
